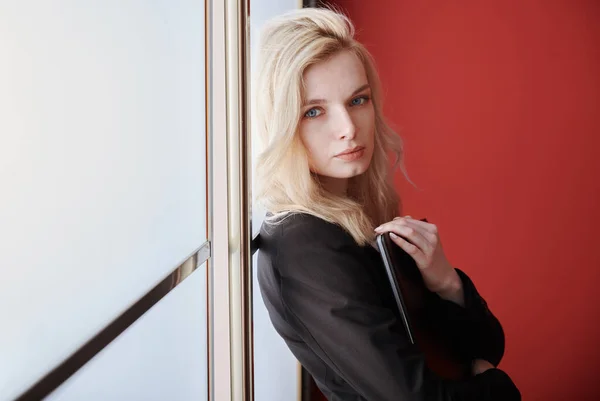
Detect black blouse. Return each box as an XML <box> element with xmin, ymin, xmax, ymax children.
<box><xmin>257</xmin><ymin>212</ymin><xmax>520</xmax><ymax>401</ymax></box>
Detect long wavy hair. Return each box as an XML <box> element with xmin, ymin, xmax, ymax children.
<box><xmin>253</xmin><ymin>7</ymin><xmax>408</xmax><ymax>246</ymax></box>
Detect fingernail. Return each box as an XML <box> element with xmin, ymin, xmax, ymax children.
<box><xmin>390</xmin><ymin>232</ymin><xmax>398</xmax><ymax>239</ymax></box>
<box><xmin>374</xmin><ymin>226</ymin><xmax>382</xmax><ymax>232</ymax></box>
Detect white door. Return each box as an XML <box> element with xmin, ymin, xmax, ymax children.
<box><xmin>0</xmin><ymin>2</ymin><xmax>208</xmax><ymax>400</ymax></box>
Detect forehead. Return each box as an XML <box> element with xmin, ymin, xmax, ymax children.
<box><xmin>302</xmin><ymin>50</ymin><xmax>368</xmax><ymax>98</ymax></box>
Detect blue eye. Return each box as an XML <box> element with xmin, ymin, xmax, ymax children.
<box><xmin>304</xmin><ymin>108</ymin><xmax>322</xmax><ymax>118</ymax></box>
<box><xmin>351</xmin><ymin>96</ymin><xmax>370</xmax><ymax>106</ymax></box>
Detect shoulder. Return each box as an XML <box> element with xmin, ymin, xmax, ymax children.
<box><xmin>260</xmin><ymin>213</ymin><xmax>376</xmax><ymax>287</ymax></box>
<box><xmin>261</xmin><ymin>212</ymin><xmax>355</xmax><ymax>255</ymax></box>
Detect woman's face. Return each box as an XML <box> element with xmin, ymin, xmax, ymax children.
<box><xmin>299</xmin><ymin>50</ymin><xmax>375</xmax><ymax>194</ymax></box>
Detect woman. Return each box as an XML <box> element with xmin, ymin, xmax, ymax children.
<box><xmin>254</xmin><ymin>8</ymin><xmax>520</xmax><ymax>401</ymax></box>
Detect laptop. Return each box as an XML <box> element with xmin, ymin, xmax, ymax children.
<box><xmin>375</xmin><ymin>227</ymin><xmax>470</xmax><ymax>379</ymax></box>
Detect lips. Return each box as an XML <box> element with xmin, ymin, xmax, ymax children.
<box><xmin>335</xmin><ymin>146</ymin><xmax>365</xmax><ymax>161</ymax></box>
<box><xmin>336</xmin><ymin>146</ymin><xmax>364</xmax><ymax>157</ymax></box>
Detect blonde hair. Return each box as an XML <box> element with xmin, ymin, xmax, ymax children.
<box><xmin>253</xmin><ymin>7</ymin><xmax>407</xmax><ymax>246</ymax></box>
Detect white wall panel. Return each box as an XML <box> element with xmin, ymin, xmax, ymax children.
<box><xmin>0</xmin><ymin>1</ymin><xmax>206</xmax><ymax>399</ymax></box>
<box><xmin>47</xmin><ymin>266</ymin><xmax>208</xmax><ymax>401</ymax></box>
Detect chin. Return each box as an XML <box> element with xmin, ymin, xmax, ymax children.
<box><xmin>336</xmin><ymin>161</ymin><xmax>372</xmax><ymax>178</ymax></box>
<box><xmin>349</xmin><ymin>153</ymin><xmax>373</xmax><ymax>176</ymax></box>
<box><xmin>348</xmin><ymin>165</ymin><xmax>370</xmax><ymax>177</ymax></box>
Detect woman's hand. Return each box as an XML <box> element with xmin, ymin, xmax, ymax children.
<box><xmin>374</xmin><ymin>216</ymin><xmax>461</xmax><ymax>297</ymax></box>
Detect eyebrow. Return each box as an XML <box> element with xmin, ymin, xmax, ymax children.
<box><xmin>303</xmin><ymin>83</ymin><xmax>371</xmax><ymax>106</ymax></box>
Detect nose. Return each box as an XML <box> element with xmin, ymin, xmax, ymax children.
<box><xmin>333</xmin><ymin>108</ymin><xmax>356</xmax><ymax>140</ymax></box>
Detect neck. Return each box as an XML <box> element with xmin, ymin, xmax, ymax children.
<box><xmin>317</xmin><ymin>175</ymin><xmax>348</xmax><ymax>197</ymax></box>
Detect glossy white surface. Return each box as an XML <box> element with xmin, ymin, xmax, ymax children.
<box><xmin>47</xmin><ymin>265</ymin><xmax>208</xmax><ymax>401</ymax></box>
<box><xmin>0</xmin><ymin>1</ymin><xmax>206</xmax><ymax>399</ymax></box>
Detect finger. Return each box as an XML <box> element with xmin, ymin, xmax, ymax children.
<box><xmin>394</xmin><ymin>224</ymin><xmax>431</xmax><ymax>253</ymax></box>
<box><xmin>400</xmin><ymin>217</ymin><xmax>438</xmax><ymax>235</ymax></box>
<box><xmin>379</xmin><ymin>223</ymin><xmax>431</xmax><ymax>254</ymax></box>
<box><xmin>392</xmin><ymin>216</ymin><xmax>430</xmax><ymax>229</ymax></box>
<box><xmin>378</xmin><ymin>217</ymin><xmax>417</xmax><ymax>231</ymax></box>
<box><xmin>380</xmin><ymin>218</ymin><xmax>431</xmax><ymax>241</ymax></box>
<box><xmin>388</xmin><ymin>232</ymin><xmax>426</xmax><ymax>266</ymax></box>
<box><xmin>402</xmin><ymin>220</ymin><xmax>439</xmax><ymax>246</ymax></box>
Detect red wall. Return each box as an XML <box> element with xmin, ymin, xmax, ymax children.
<box><xmin>332</xmin><ymin>0</ymin><xmax>600</xmax><ymax>399</ymax></box>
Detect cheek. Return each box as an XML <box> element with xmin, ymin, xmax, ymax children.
<box><xmin>299</xmin><ymin>124</ymin><xmax>327</xmax><ymax>164</ymax></box>
<box><xmin>357</xmin><ymin>110</ymin><xmax>376</xmax><ymax>144</ymax></box>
